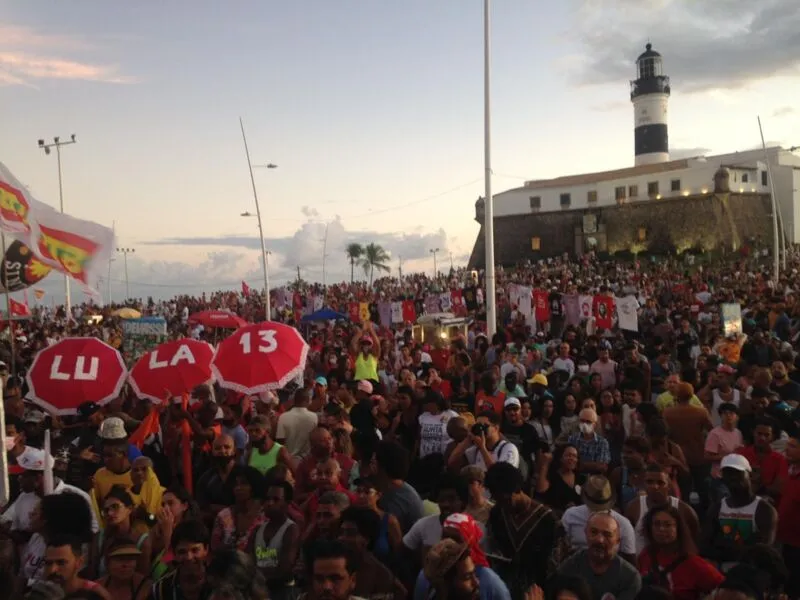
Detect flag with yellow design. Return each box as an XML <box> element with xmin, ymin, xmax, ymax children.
<box><xmin>0</xmin><ymin>162</ymin><xmax>115</xmax><ymax>293</ymax></box>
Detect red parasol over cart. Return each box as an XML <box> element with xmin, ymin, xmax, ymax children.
<box><xmin>26</xmin><ymin>337</ymin><xmax>127</xmax><ymax>416</ymax></box>
<box><xmin>211</xmin><ymin>322</ymin><xmax>308</xmax><ymax>394</ymax></box>
<box><xmin>188</xmin><ymin>310</ymin><xmax>247</xmax><ymax>329</ymax></box>
<box><xmin>128</xmin><ymin>338</ymin><xmax>215</xmax><ymax>403</ymax></box>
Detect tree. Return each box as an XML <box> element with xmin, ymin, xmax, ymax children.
<box><xmin>345</xmin><ymin>243</ymin><xmax>364</xmax><ymax>284</ymax></box>
<box><xmin>361</xmin><ymin>243</ymin><xmax>390</xmax><ymax>285</ymax></box>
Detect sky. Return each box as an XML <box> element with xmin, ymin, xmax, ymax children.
<box><xmin>1</xmin><ymin>0</ymin><xmax>798</xmax><ymax>304</ymax></box>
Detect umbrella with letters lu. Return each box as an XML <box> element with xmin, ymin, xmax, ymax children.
<box><xmin>128</xmin><ymin>338</ymin><xmax>215</xmax><ymax>403</ymax></box>
<box><xmin>26</xmin><ymin>337</ymin><xmax>127</xmax><ymax>416</ymax></box>
<box><xmin>211</xmin><ymin>322</ymin><xmax>308</xmax><ymax>394</ymax></box>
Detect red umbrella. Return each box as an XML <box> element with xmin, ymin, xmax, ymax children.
<box><xmin>211</xmin><ymin>322</ymin><xmax>308</xmax><ymax>394</ymax></box>
<box><xmin>129</xmin><ymin>338</ymin><xmax>215</xmax><ymax>403</ymax></box>
<box><xmin>26</xmin><ymin>337</ymin><xmax>127</xmax><ymax>416</ymax></box>
<box><xmin>188</xmin><ymin>310</ymin><xmax>247</xmax><ymax>329</ymax></box>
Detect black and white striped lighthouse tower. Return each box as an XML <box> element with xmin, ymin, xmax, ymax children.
<box><xmin>630</xmin><ymin>43</ymin><xmax>671</xmax><ymax>166</ymax></box>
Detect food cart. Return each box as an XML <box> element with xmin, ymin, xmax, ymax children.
<box><xmin>412</xmin><ymin>313</ymin><xmax>472</xmax><ymax>372</ymax></box>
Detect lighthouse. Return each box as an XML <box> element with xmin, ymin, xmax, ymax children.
<box><xmin>630</xmin><ymin>43</ymin><xmax>671</xmax><ymax>166</ymax></box>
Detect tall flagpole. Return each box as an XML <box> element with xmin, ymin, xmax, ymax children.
<box><xmin>1</xmin><ymin>232</ymin><xmax>15</xmax><ymax>376</ymax></box>
<box><xmin>758</xmin><ymin>117</ymin><xmax>780</xmax><ymax>282</ymax></box>
<box><xmin>483</xmin><ymin>0</ymin><xmax>497</xmax><ymax>337</ymax></box>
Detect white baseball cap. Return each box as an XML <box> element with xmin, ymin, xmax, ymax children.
<box><xmin>17</xmin><ymin>448</ymin><xmax>54</xmax><ymax>472</ymax></box>
<box><xmin>504</xmin><ymin>397</ymin><xmax>521</xmax><ymax>409</ymax></box>
<box><xmin>720</xmin><ymin>454</ymin><xmax>751</xmax><ymax>473</ymax></box>
<box><xmin>99</xmin><ymin>417</ymin><xmax>127</xmax><ymax>440</ymax></box>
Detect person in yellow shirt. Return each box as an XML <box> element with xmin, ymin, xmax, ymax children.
<box><xmin>351</xmin><ymin>321</ymin><xmax>381</xmax><ymax>382</ymax></box>
<box><xmin>656</xmin><ymin>374</ymin><xmax>705</xmax><ymax>412</ymax></box>
<box><xmin>128</xmin><ymin>456</ymin><xmax>164</xmax><ymax>519</ymax></box>
<box><xmin>93</xmin><ymin>442</ymin><xmax>133</xmax><ymax>512</ymax></box>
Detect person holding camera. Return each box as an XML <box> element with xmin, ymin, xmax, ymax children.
<box><xmin>447</xmin><ymin>410</ymin><xmax>519</xmax><ymax>474</ymax></box>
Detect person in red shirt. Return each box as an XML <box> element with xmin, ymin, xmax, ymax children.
<box><xmin>475</xmin><ymin>371</ymin><xmax>505</xmax><ymax>414</ymax></box>
<box><xmin>739</xmin><ymin>417</ymin><xmax>788</xmax><ymax>503</ymax></box>
<box><xmin>301</xmin><ymin>457</ymin><xmax>357</xmax><ymax>526</ymax></box>
<box><xmin>638</xmin><ymin>504</ymin><xmax>723</xmax><ymax>600</ymax></box>
<box><xmin>295</xmin><ymin>427</ymin><xmax>355</xmax><ymax>502</ymax></box>
<box><xmin>778</xmin><ymin>433</ymin><xmax>800</xmax><ymax>599</ymax></box>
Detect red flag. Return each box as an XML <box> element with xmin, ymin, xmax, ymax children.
<box><xmin>593</xmin><ymin>296</ymin><xmax>614</xmax><ymax>330</ymax></box>
<box><xmin>181</xmin><ymin>393</ymin><xmax>193</xmax><ymax>494</ymax></box>
<box><xmin>241</xmin><ymin>281</ymin><xmax>251</xmax><ymax>298</ymax></box>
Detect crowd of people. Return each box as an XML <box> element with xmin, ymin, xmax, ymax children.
<box><xmin>2</xmin><ymin>248</ymin><xmax>800</xmax><ymax>600</ymax></box>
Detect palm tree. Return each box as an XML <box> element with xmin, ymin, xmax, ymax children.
<box><xmin>361</xmin><ymin>243</ymin><xmax>391</xmax><ymax>285</ymax></box>
<box><xmin>345</xmin><ymin>243</ymin><xmax>364</xmax><ymax>284</ymax></box>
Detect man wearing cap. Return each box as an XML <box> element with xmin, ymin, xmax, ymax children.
<box><xmin>99</xmin><ymin>416</ymin><xmax>143</xmax><ymax>464</ymax></box>
<box><xmin>526</xmin><ymin>373</ymin><xmax>553</xmax><ymax>406</ymax></box>
<box><xmin>422</xmin><ymin>539</ymin><xmax>480</xmax><ymax>600</ymax></box>
<box><xmin>311</xmin><ymin>376</ymin><xmax>329</xmax><ymax>412</ymax></box>
<box><xmin>1</xmin><ymin>448</ymin><xmax>98</xmax><ymax>542</ymax></box>
<box><xmin>500</xmin><ymin>398</ymin><xmax>539</xmax><ymax>481</ymax></box>
<box><xmin>562</xmin><ymin>475</ymin><xmax>636</xmax><ymax>561</ymax></box>
<box><xmin>701</xmin><ymin>453</ymin><xmax>777</xmax><ymax>572</ymax></box>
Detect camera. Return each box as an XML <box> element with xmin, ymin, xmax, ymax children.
<box><xmin>471</xmin><ymin>423</ymin><xmax>488</xmax><ymax>436</ymax></box>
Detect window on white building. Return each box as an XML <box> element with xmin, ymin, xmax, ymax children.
<box><xmin>647</xmin><ymin>181</ymin><xmax>659</xmax><ymax>197</ymax></box>
<box><xmin>629</xmin><ymin>185</ymin><xmax>639</xmax><ymax>198</ymax></box>
<box><xmin>529</xmin><ymin>196</ymin><xmax>541</xmax><ymax>211</ymax></box>
<box><xmin>742</xmin><ymin>173</ymin><xmax>749</xmax><ymax>183</ymax></box>
<box><xmin>615</xmin><ymin>186</ymin><xmax>626</xmax><ymax>203</ymax></box>
<box><xmin>560</xmin><ymin>193</ymin><xmax>571</xmax><ymax>208</ymax></box>
<box><xmin>762</xmin><ymin>171</ymin><xmax>768</xmax><ymax>186</ymax></box>
<box><xmin>670</xmin><ymin>179</ymin><xmax>681</xmax><ymax>192</ymax></box>
<box><xmin>587</xmin><ymin>191</ymin><xmax>597</xmax><ymax>204</ymax></box>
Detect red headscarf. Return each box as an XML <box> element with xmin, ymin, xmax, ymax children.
<box><xmin>443</xmin><ymin>513</ymin><xmax>489</xmax><ymax>568</ymax></box>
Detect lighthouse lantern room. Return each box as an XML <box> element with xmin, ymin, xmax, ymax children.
<box><xmin>630</xmin><ymin>43</ymin><xmax>671</xmax><ymax>166</ymax></box>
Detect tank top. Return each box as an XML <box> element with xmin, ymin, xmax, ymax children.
<box><xmin>634</xmin><ymin>495</ymin><xmax>679</xmax><ymax>553</ymax></box>
<box><xmin>373</xmin><ymin>513</ymin><xmax>391</xmax><ymax>563</ymax></box>
<box><xmin>249</xmin><ymin>442</ymin><xmax>283</xmax><ymax>475</ymax></box>
<box><xmin>254</xmin><ymin>518</ymin><xmax>296</xmax><ymax>586</ymax></box>
<box><xmin>354</xmin><ymin>353</ymin><xmax>378</xmax><ymax>382</ymax></box>
<box><xmin>711</xmin><ymin>389</ymin><xmax>741</xmax><ymax>427</ymax></box>
<box><xmin>718</xmin><ymin>496</ymin><xmax>761</xmax><ymax>572</ymax></box>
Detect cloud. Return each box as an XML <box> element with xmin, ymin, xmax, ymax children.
<box><xmin>670</xmin><ymin>147</ymin><xmax>712</xmax><ymax>159</ymax></box>
<box><xmin>144</xmin><ymin>216</ymin><xmax>451</xmax><ymax>284</ymax></box>
<box><xmin>773</xmin><ymin>106</ymin><xmax>795</xmax><ymax>118</ymax></box>
<box><xmin>570</xmin><ymin>0</ymin><xmax>800</xmax><ymax>93</ymax></box>
<box><xmin>0</xmin><ymin>23</ymin><xmax>136</xmax><ymax>86</ymax></box>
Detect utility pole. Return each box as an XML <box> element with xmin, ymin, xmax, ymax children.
<box><xmin>296</xmin><ymin>266</ymin><xmax>301</xmax><ymax>285</ymax></box>
<box><xmin>430</xmin><ymin>247</ymin><xmax>440</xmax><ymax>278</ymax></box>
<box><xmin>116</xmin><ymin>248</ymin><xmax>135</xmax><ymax>300</ymax></box>
<box><xmin>398</xmin><ymin>256</ymin><xmax>403</xmax><ymax>279</ymax></box>
<box><xmin>37</xmin><ymin>134</ymin><xmax>77</xmax><ymax>316</ymax></box>
<box><xmin>321</xmin><ymin>222</ymin><xmax>330</xmax><ymax>288</ymax></box>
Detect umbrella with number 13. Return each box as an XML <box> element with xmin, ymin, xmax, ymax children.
<box><xmin>211</xmin><ymin>322</ymin><xmax>309</xmax><ymax>394</ymax></box>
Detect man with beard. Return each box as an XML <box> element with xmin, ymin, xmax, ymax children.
<box><xmin>151</xmin><ymin>520</ymin><xmax>213</xmax><ymax>600</ymax></box>
<box><xmin>422</xmin><ymin>539</ymin><xmax>480</xmax><ymax>600</ymax></box>
<box><xmin>301</xmin><ymin>540</ymin><xmax>365</xmax><ymax>600</ymax></box>
<box><xmin>196</xmin><ymin>434</ymin><xmax>237</xmax><ymax>525</ymax></box>
<box><xmin>43</xmin><ymin>535</ymin><xmax>112</xmax><ymax>599</ymax></box>
<box><xmin>557</xmin><ymin>513</ymin><xmax>641</xmax><ymax>600</ymax></box>
<box><xmin>701</xmin><ymin>454</ymin><xmax>777</xmax><ymax>572</ymax></box>
<box><xmin>246</xmin><ymin>415</ymin><xmax>294</xmax><ymax>477</ymax></box>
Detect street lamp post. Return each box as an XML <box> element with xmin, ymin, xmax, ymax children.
<box><xmin>239</xmin><ymin>117</ymin><xmax>276</xmax><ymax>321</ymax></box>
<box><xmin>116</xmin><ymin>248</ymin><xmax>135</xmax><ymax>299</ymax></box>
<box><xmin>483</xmin><ymin>0</ymin><xmax>497</xmax><ymax>338</ymax></box>
<box><xmin>430</xmin><ymin>248</ymin><xmax>440</xmax><ymax>278</ymax></box>
<box><xmin>37</xmin><ymin>134</ymin><xmax>77</xmax><ymax>316</ymax></box>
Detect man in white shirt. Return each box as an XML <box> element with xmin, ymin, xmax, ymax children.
<box><xmin>552</xmin><ymin>343</ymin><xmax>576</xmax><ymax>378</ymax></box>
<box><xmin>561</xmin><ymin>475</ymin><xmax>637</xmax><ymax>563</ymax></box>
<box><xmin>449</xmin><ymin>411</ymin><xmax>520</xmax><ymax>473</ymax></box>
<box><xmin>276</xmin><ymin>388</ymin><xmax>318</xmax><ymax>459</ymax></box>
<box><xmin>1</xmin><ymin>448</ymin><xmax>98</xmax><ymax>536</ymax></box>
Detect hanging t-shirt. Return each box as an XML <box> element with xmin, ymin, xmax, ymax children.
<box><xmin>378</xmin><ymin>302</ymin><xmax>392</xmax><ymax>328</ymax></box>
<box><xmin>533</xmin><ymin>290</ymin><xmax>550</xmax><ymax>322</ymax></box>
<box><xmin>359</xmin><ymin>302</ymin><xmax>371</xmax><ymax>323</ymax></box>
<box><xmin>348</xmin><ymin>302</ymin><xmax>360</xmax><ymax>322</ymax></box>
<box><xmin>616</xmin><ymin>295</ymin><xmax>640</xmax><ymax>332</ymax></box>
<box><xmin>548</xmin><ymin>292</ymin><xmax>564</xmax><ymax>319</ymax></box>
<box><xmin>463</xmin><ymin>287</ymin><xmax>478</xmax><ymax>311</ymax></box>
<box><xmin>594</xmin><ymin>296</ymin><xmax>614</xmax><ymax>330</ymax></box>
<box><xmin>390</xmin><ymin>302</ymin><xmax>403</xmax><ymax>324</ymax></box>
<box><xmin>401</xmin><ymin>300</ymin><xmax>417</xmax><ymax>323</ymax></box>
<box><xmin>563</xmin><ymin>294</ymin><xmax>580</xmax><ymax>326</ymax></box>
<box><xmin>579</xmin><ymin>295</ymin><xmax>594</xmax><ymax>320</ymax></box>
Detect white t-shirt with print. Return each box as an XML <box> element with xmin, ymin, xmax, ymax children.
<box><xmin>418</xmin><ymin>410</ymin><xmax>458</xmax><ymax>458</ymax></box>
